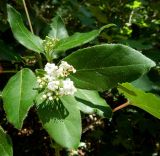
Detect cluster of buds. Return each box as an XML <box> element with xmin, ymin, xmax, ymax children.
<box><xmin>37</xmin><ymin>61</ymin><xmax>77</xmax><ymax>101</ymax></box>
<box><xmin>43</xmin><ymin>36</ymin><xmax>59</xmax><ymax>53</ymax></box>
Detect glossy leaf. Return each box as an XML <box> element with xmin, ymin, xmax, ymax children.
<box><xmin>48</xmin><ymin>16</ymin><xmax>68</xmax><ymax>39</ymax></box>
<box><xmin>54</xmin><ymin>24</ymin><xmax>115</xmax><ymax>52</ymax></box>
<box><xmin>38</xmin><ymin>96</ymin><xmax>81</xmax><ymax>149</ymax></box>
<box><xmin>64</xmin><ymin>44</ymin><xmax>155</xmax><ymax>91</ymax></box>
<box><xmin>0</xmin><ymin>126</ymin><xmax>13</xmax><ymax>156</ymax></box>
<box><xmin>2</xmin><ymin>68</ymin><xmax>37</xmax><ymax>129</ymax></box>
<box><xmin>7</xmin><ymin>5</ymin><xmax>43</xmax><ymax>53</ymax></box>
<box><xmin>132</xmin><ymin>75</ymin><xmax>154</xmax><ymax>91</ymax></box>
<box><xmin>0</xmin><ymin>40</ymin><xmax>21</xmax><ymax>61</ymax></box>
<box><xmin>75</xmin><ymin>89</ymin><xmax>112</xmax><ymax>118</ymax></box>
<box><xmin>118</xmin><ymin>83</ymin><xmax>160</xmax><ymax>119</ymax></box>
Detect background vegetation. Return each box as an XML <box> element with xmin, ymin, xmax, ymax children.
<box><xmin>0</xmin><ymin>0</ymin><xmax>160</xmax><ymax>155</ymax></box>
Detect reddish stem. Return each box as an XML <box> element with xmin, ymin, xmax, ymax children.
<box><xmin>112</xmin><ymin>101</ymin><xmax>130</xmax><ymax>112</ymax></box>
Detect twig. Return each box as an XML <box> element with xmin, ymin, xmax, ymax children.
<box><xmin>22</xmin><ymin>0</ymin><xmax>43</xmax><ymax>68</ymax></box>
<box><xmin>128</xmin><ymin>10</ymin><xmax>134</xmax><ymax>26</ymax></box>
<box><xmin>22</xmin><ymin>0</ymin><xmax>34</xmax><ymax>34</ymax></box>
<box><xmin>0</xmin><ymin>70</ymin><xmax>17</xmax><ymax>74</ymax></box>
<box><xmin>112</xmin><ymin>101</ymin><xmax>130</xmax><ymax>112</ymax></box>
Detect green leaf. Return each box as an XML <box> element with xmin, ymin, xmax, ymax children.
<box><xmin>132</xmin><ymin>75</ymin><xmax>154</xmax><ymax>91</ymax></box>
<box><xmin>74</xmin><ymin>89</ymin><xmax>112</xmax><ymax>118</ymax></box>
<box><xmin>0</xmin><ymin>126</ymin><xmax>13</xmax><ymax>156</ymax></box>
<box><xmin>48</xmin><ymin>15</ymin><xmax>68</xmax><ymax>39</ymax></box>
<box><xmin>35</xmin><ymin>69</ymin><xmax>46</xmax><ymax>77</ymax></box>
<box><xmin>88</xmin><ymin>5</ymin><xmax>108</xmax><ymax>24</ymax></box>
<box><xmin>0</xmin><ymin>40</ymin><xmax>21</xmax><ymax>61</ymax></box>
<box><xmin>37</xmin><ymin>96</ymin><xmax>81</xmax><ymax>149</ymax></box>
<box><xmin>120</xmin><ymin>39</ymin><xmax>153</xmax><ymax>50</ymax></box>
<box><xmin>64</xmin><ymin>44</ymin><xmax>155</xmax><ymax>91</ymax></box>
<box><xmin>7</xmin><ymin>5</ymin><xmax>43</xmax><ymax>53</ymax></box>
<box><xmin>54</xmin><ymin>24</ymin><xmax>115</xmax><ymax>52</ymax></box>
<box><xmin>118</xmin><ymin>83</ymin><xmax>160</xmax><ymax>119</ymax></box>
<box><xmin>2</xmin><ymin>68</ymin><xmax>37</xmax><ymax>129</ymax></box>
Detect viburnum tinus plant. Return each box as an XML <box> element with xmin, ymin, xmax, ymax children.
<box><xmin>1</xmin><ymin>4</ymin><xmax>160</xmax><ymax>156</ymax></box>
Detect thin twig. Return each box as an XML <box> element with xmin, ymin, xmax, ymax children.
<box><xmin>22</xmin><ymin>0</ymin><xmax>44</xmax><ymax>68</ymax></box>
<box><xmin>22</xmin><ymin>0</ymin><xmax>34</xmax><ymax>34</ymax></box>
<box><xmin>128</xmin><ymin>10</ymin><xmax>134</xmax><ymax>26</ymax></box>
<box><xmin>112</xmin><ymin>101</ymin><xmax>130</xmax><ymax>112</ymax></box>
<box><xmin>0</xmin><ymin>70</ymin><xmax>18</xmax><ymax>74</ymax></box>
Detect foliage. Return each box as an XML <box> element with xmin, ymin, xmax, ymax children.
<box><xmin>0</xmin><ymin>126</ymin><xmax>13</xmax><ymax>156</ymax></box>
<box><xmin>0</xmin><ymin>0</ymin><xmax>160</xmax><ymax>155</ymax></box>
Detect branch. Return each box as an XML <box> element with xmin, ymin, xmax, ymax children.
<box><xmin>112</xmin><ymin>101</ymin><xmax>130</xmax><ymax>112</ymax></box>
<box><xmin>22</xmin><ymin>0</ymin><xmax>34</xmax><ymax>34</ymax></box>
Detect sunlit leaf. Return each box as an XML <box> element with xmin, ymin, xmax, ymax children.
<box><xmin>53</xmin><ymin>24</ymin><xmax>115</xmax><ymax>53</ymax></box>
<box><xmin>118</xmin><ymin>83</ymin><xmax>160</xmax><ymax>119</ymax></box>
<box><xmin>0</xmin><ymin>126</ymin><xmax>13</xmax><ymax>156</ymax></box>
<box><xmin>2</xmin><ymin>68</ymin><xmax>37</xmax><ymax>129</ymax></box>
<box><xmin>64</xmin><ymin>44</ymin><xmax>155</xmax><ymax>91</ymax></box>
<box><xmin>7</xmin><ymin>5</ymin><xmax>43</xmax><ymax>53</ymax></box>
<box><xmin>48</xmin><ymin>15</ymin><xmax>68</xmax><ymax>39</ymax></box>
<box><xmin>38</xmin><ymin>96</ymin><xmax>81</xmax><ymax>149</ymax></box>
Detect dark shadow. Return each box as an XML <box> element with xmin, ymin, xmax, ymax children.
<box><xmin>75</xmin><ymin>97</ymin><xmax>112</xmax><ymax>118</ymax></box>
<box><xmin>37</xmin><ymin>100</ymin><xmax>69</xmax><ymax>123</ymax></box>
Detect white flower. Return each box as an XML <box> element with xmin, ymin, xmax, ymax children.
<box><xmin>47</xmin><ymin>92</ymin><xmax>52</xmax><ymax>97</ymax></box>
<box><xmin>47</xmin><ymin>80</ymin><xmax>60</xmax><ymax>91</ymax></box>
<box><xmin>59</xmin><ymin>78</ymin><xmax>77</xmax><ymax>95</ymax></box>
<box><xmin>48</xmin><ymin>96</ymin><xmax>53</xmax><ymax>101</ymax></box>
<box><xmin>39</xmin><ymin>84</ymin><xmax>43</xmax><ymax>88</ymax></box>
<box><xmin>56</xmin><ymin>67</ymin><xmax>64</xmax><ymax>77</ymax></box>
<box><xmin>72</xmin><ymin>68</ymin><xmax>76</xmax><ymax>73</ymax></box>
<box><xmin>37</xmin><ymin>78</ymin><xmax>42</xmax><ymax>83</ymax></box>
<box><xmin>44</xmin><ymin>63</ymin><xmax>58</xmax><ymax>75</ymax></box>
<box><xmin>59</xmin><ymin>61</ymin><xmax>71</xmax><ymax>69</ymax></box>
<box><xmin>44</xmin><ymin>74</ymin><xmax>55</xmax><ymax>81</ymax></box>
<box><xmin>37</xmin><ymin>61</ymin><xmax>77</xmax><ymax>101</ymax></box>
<box><xmin>37</xmin><ymin>77</ymin><xmax>42</xmax><ymax>83</ymax></box>
<box><xmin>42</xmin><ymin>94</ymin><xmax>47</xmax><ymax>99</ymax></box>
<box><xmin>59</xmin><ymin>61</ymin><xmax>76</xmax><ymax>76</ymax></box>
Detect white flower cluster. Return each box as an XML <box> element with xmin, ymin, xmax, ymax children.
<box><xmin>37</xmin><ymin>61</ymin><xmax>77</xmax><ymax>101</ymax></box>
